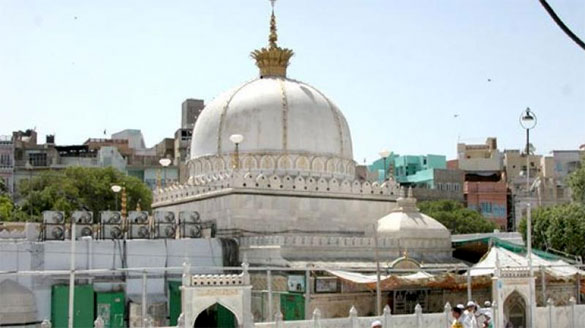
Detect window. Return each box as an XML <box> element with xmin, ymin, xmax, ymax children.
<box><xmin>28</xmin><ymin>153</ymin><xmax>48</xmax><ymax>167</ymax></box>
<box><xmin>0</xmin><ymin>154</ymin><xmax>11</xmax><ymax>166</ymax></box>
<box><xmin>480</xmin><ymin>202</ymin><xmax>492</xmax><ymax>213</ymax></box>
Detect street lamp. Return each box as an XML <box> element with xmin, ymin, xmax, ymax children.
<box><xmin>159</xmin><ymin>158</ymin><xmax>172</xmax><ymax>188</ymax></box>
<box><xmin>111</xmin><ymin>185</ymin><xmax>122</xmax><ymax>211</ymax></box>
<box><xmin>229</xmin><ymin>134</ymin><xmax>244</xmax><ymax>170</ymax></box>
<box><xmin>520</xmin><ymin>107</ymin><xmax>537</xmax><ymax>328</ymax></box>
<box><xmin>25</xmin><ymin>161</ymin><xmax>33</xmax><ymax>220</ymax></box>
<box><xmin>378</xmin><ymin>149</ymin><xmax>391</xmax><ymax>181</ymax></box>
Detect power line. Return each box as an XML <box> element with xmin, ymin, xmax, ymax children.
<box><xmin>538</xmin><ymin>0</ymin><xmax>585</xmax><ymax>51</ymax></box>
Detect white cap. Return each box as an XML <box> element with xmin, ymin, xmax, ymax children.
<box><xmin>484</xmin><ymin>301</ymin><xmax>491</xmax><ymax>307</ymax></box>
<box><xmin>466</xmin><ymin>301</ymin><xmax>476</xmax><ymax>307</ymax></box>
<box><xmin>456</xmin><ymin>304</ymin><xmax>465</xmax><ymax>310</ymax></box>
<box><xmin>371</xmin><ymin>320</ymin><xmax>382</xmax><ymax>327</ymax></box>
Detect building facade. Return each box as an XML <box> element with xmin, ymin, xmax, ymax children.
<box><xmin>464</xmin><ymin>181</ymin><xmax>508</xmax><ymax>228</ymax></box>
<box><xmin>0</xmin><ymin>136</ymin><xmax>14</xmax><ymax>194</ymax></box>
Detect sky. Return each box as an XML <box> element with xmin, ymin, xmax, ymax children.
<box><xmin>1</xmin><ymin>0</ymin><xmax>584</xmax><ymax>163</ymax></box>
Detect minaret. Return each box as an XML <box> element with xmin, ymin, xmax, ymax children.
<box><xmin>250</xmin><ymin>0</ymin><xmax>294</xmax><ymax>78</ymax></box>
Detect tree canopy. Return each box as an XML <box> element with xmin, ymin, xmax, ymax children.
<box><xmin>567</xmin><ymin>157</ymin><xmax>585</xmax><ymax>204</ymax></box>
<box><xmin>11</xmin><ymin>166</ymin><xmax>152</xmax><ymax>222</ymax></box>
<box><xmin>519</xmin><ymin>203</ymin><xmax>585</xmax><ymax>259</ymax></box>
<box><xmin>417</xmin><ymin>199</ymin><xmax>498</xmax><ymax>234</ymax></box>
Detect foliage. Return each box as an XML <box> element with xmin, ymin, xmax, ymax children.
<box><xmin>0</xmin><ymin>178</ymin><xmax>6</xmax><ymax>194</ymax></box>
<box><xmin>15</xmin><ymin>167</ymin><xmax>152</xmax><ymax>222</ymax></box>
<box><xmin>0</xmin><ymin>195</ymin><xmax>14</xmax><ymax>220</ymax></box>
<box><xmin>417</xmin><ymin>199</ymin><xmax>498</xmax><ymax>234</ymax></box>
<box><xmin>567</xmin><ymin>157</ymin><xmax>585</xmax><ymax>204</ymax></box>
<box><xmin>519</xmin><ymin>203</ymin><xmax>585</xmax><ymax>259</ymax></box>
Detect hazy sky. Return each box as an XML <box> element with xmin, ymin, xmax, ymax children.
<box><xmin>1</xmin><ymin>0</ymin><xmax>584</xmax><ymax>163</ymax></box>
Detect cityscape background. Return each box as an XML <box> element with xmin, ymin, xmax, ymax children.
<box><xmin>1</xmin><ymin>0</ymin><xmax>584</xmax><ymax>162</ymax></box>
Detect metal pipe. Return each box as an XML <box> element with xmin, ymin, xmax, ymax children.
<box><xmin>527</xmin><ymin>147</ymin><xmax>535</xmax><ymax>328</ymax></box>
<box><xmin>68</xmin><ymin>223</ymin><xmax>76</xmax><ymax>328</ymax></box>
<box><xmin>142</xmin><ymin>270</ymin><xmax>148</xmax><ymax>324</ymax></box>
<box><xmin>82</xmin><ymin>236</ymin><xmax>93</xmax><ymax>270</ymax></box>
<box><xmin>541</xmin><ymin>266</ymin><xmax>546</xmax><ymax>305</ymax></box>
<box><xmin>304</xmin><ymin>269</ymin><xmax>311</xmax><ymax>319</ymax></box>
<box><xmin>467</xmin><ymin>268</ymin><xmax>472</xmax><ymax>302</ymax></box>
<box><xmin>267</xmin><ymin>269</ymin><xmax>273</xmax><ymax>322</ymax></box>
<box><xmin>373</xmin><ymin>226</ymin><xmax>382</xmax><ymax>315</ymax></box>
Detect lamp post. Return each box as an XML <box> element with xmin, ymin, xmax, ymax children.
<box><xmin>520</xmin><ymin>107</ymin><xmax>537</xmax><ymax>328</ymax></box>
<box><xmin>159</xmin><ymin>158</ymin><xmax>172</xmax><ymax>188</ymax></box>
<box><xmin>378</xmin><ymin>149</ymin><xmax>391</xmax><ymax>181</ymax></box>
<box><xmin>25</xmin><ymin>161</ymin><xmax>33</xmax><ymax>220</ymax></box>
<box><xmin>111</xmin><ymin>185</ymin><xmax>122</xmax><ymax>211</ymax></box>
<box><xmin>229</xmin><ymin>134</ymin><xmax>244</xmax><ymax>170</ymax></box>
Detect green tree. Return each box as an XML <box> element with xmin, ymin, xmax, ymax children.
<box><xmin>519</xmin><ymin>203</ymin><xmax>585</xmax><ymax>259</ymax></box>
<box><xmin>567</xmin><ymin>157</ymin><xmax>585</xmax><ymax>204</ymax></box>
<box><xmin>417</xmin><ymin>199</ymin><xmax>498</xmax><ymax>234</ymax></box>
<box><xmin>16</xmin><ymin>167</ymin><xmax>152</xmax><ymax>222</ymax></box>
<box><xmin>0</xmin><ymin>194</ymin><xmax>14</xmax><ymax>220</ymax></box>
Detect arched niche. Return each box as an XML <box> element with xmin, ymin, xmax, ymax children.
<box><xmin>193</xmin><ymin>302</ymin><xmax>237</xmax><ymax>328</ymax></box>
<box><xmin>504</xmin><ymin>290</ymin><xmax>527</xmax><ymax>328</ymax></box>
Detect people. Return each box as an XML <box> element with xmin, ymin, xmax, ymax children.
<box><xmin>371</xmin><ymin>319</ymin><xmax>382</xmax><ymax>328</ymax></box>
<box><xmin>478</xmin><ymin>301</ymin><xmax>493</xmax><ymax>326</ymax></box>
<box><xmin>482</xmin><ymin>312</ymin><xmax>493</xmax><ymax>328</ymax></box>
<box><xmin>463</xmin><ymin>301</ymin><xmax>479</xmax><ymax>328</ymax></box>
<box><xmin>451</xmin><ymin>306</ymin><xmax>465</xmax><ymax>328</ymax></box>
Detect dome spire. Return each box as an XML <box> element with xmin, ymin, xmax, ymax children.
<box><xmin>268</xmin><ymin>0</ymin><xmax>278</xmax><ymax>48</ymax></box>
<box><xmin>251</xmin><ymin>0</ymin><xmax>294</xmax><ymax>78</ymax></box>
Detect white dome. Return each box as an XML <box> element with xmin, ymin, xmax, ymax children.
<box><xmin>189</xmin><ymin>76</ymin><xmax>355</xmax><ymax>178</ymax></box>
<box><xmin>377</xmin><ymin>210</ymin><xmax>451</xmax><ymax>239</ymax></box>
<box><xmin>377</xmin><ymin>192</ymin><xmax>450</xmax><ymax>239</ymax></box>
<box><xmin>376</xmin><ymin>189</ymin><xmax>452</xmax><ymax>261</ymax></box>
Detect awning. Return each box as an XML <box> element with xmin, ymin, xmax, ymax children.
<box><xmin>326</xmin><ymin>270</ymin><xmax>435</xmax><ymax>289</ymax></box>
<box><xmin>471</xmin><ymin>246</ymin><xmax>585</xmax><ymax>278</ymax></box>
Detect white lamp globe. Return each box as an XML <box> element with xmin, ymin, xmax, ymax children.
<box><xmin>229</xmin><ymin>134</ymin><xmax>244</xmax><ymax>144</ymax></box>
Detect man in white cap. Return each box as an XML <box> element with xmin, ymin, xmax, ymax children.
<box><xmin>371</xmin><ymin>319</ymin><xmax>382</xmax><ymax>328</ymax></box>
<box><xmin>463</xmin><ymin>301</ymin><xmax>479</xmax><ymax>328</ymax></box>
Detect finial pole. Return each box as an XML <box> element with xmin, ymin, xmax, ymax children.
<box><xmin>269</xmin><ymin>0</ymin><xmax>278</xmax><ymax>48</ymax></box>
<box><xmin>251</xmin><ymin>0</ymin><xmax>293</xmax><ymax>77</ymax></box>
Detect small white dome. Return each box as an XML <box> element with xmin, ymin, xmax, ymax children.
<box><xmin>377</xmin><ymin>210</ymin><xmax>451</xmax><ymax>239</ymax></box>
<box><xmin>377</xmin><ymin>188</ymin><xmax>451</xmax><ymax>261</ymax></box>
<box><xmin>189</xmin><ymin>76</ymin><xmax>355</xmax><ymax>178</ymax></box>
<box><xmin>377</xmin><ymin>189</ymin><xmax>450</xmax><ymax>239</ymax></box>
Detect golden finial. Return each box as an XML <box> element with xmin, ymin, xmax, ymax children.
<box><xmin>251</xmin><ymin>0</ymin><xmax>294</xmax><ymax>78</ymax></box>
<box><xmin>269</xmin><ymin>1</ymin><xmax>277</xmax><ymax>48</ymax></box>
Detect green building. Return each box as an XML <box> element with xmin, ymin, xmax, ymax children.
<box><xmin>368</xmin><ymin>152</ymin><xmax>399</xmax><ymax>181</ymax></box>
<box><xmin>393</xmin><ymin>154</ymin><xmax>446</xmax><ymax>188</ymax></box>
<box><xmin>369</xmin><ymin>153</ymin><xmax>447</xmax><ymax>187</ymax></box>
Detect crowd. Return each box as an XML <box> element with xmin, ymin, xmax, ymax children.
<box><xmin>450</xmin><ymin>301</ymin><xmax>493</xmax><ymax>328</ymax></box>
<box><xmin>368</xmin><ymin>300</ymin><xmax>493</xmax><ymax>328</ymax></box>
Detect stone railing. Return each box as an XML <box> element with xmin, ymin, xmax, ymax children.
<box><xmin>500</xmin><ymin>267</ymin><xmax>531</xmax><ymax>278</ymax></box>
<box><xmin>534</xmin><ymin>297</ymin><xmax>584</xmax><ymax>328</ymax></box>
<box><xmin>153</xmin><ymin>171</ymin><xmax>400</xmax><ymax>206</ymax></box>
<box><xmin>190</xmin><ymin>273</ymin><xmax>244</xmax><ymax>287</ymax></box>
<box><xmin>58</xmin><ymin>297</ymin><xmax>584</xmax><ymax>328</ymax></box>
<box><xmin>240</xmin><ymin>235</ymin><xmax>449</xmax><ymax>250</ymax></box>
<box><xmin>255</xmin><ymin>304</ymin><xmax>450</xmax><ymax>328</ymax></box>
